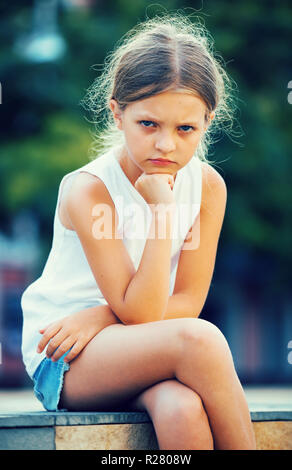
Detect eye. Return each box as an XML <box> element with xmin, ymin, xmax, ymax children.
<box><xmin>179</xmin><ymin>125</ymin><xmax>195</xmax><ymax>133</ymax></box>
<box><xmin>139</xmin><ymin>120</ymin><xmax>156</xmax><ymax>128</ymax></box>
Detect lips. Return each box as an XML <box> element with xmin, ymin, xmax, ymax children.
<box><xmin>149</xmin><ymin>158</ymin><xmax>174</xmax><ymax>163</ymax></box>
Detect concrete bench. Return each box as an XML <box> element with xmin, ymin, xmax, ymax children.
<box><xmin>0</xmin><ymin>405</ymin><xmax>292</xmax><ymax>450</ymax></box>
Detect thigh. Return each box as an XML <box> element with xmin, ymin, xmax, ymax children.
<box><xmin>60</xmin><ymin>318</ymin><xmax>187</xmax><ymax>411</ymax></box>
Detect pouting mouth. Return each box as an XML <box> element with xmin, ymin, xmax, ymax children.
<box><xmin>149</xmin><ymin>158</ymin><xmax>175</xmax><ymax>163</ymax></box>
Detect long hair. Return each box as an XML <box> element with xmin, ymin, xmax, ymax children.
<box><xmin>81</xmin><ymin>12</ymin><xmax>239</xmax><ymax>164</ymax></box>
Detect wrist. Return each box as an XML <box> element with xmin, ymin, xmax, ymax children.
<box><xmin>77</xmin><ymin>305</ymin><xmax>121</xmax><ymax>326</ymax></box>
<box><xmin>149</xmin><ymin>202</ymin><xmax>176</xmax><ymax>215</ymax></box>
<box><xmin>149</xmin><ymin>204</ymin><xmax>176</xmax><ymax>240</ymax></box>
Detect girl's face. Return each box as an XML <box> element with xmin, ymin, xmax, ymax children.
<box><xmin>110</xmin><ymin>90</ymin><xmax>215</xmax><ymax>182</ymax></box>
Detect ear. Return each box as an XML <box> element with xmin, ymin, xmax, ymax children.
<box><xmin>203</xmin><ymin>110</ymin><xmax>215</xmax><ymax>131</ymax></box>
<box><xmin>109</xmin><ymin>99</ymin><xmax>123</xmax><ymax>130</ymax></box>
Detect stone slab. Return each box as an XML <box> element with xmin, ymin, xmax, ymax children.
<box><xmin>1</xmin><ymin>408</ymin><xmax>292</xmax><ymax>429</ymax></box>
<box><xmin>250</xmin><ymin>410</ymin><xmax>292</xmax><ymax>421</ymax></box>
<box><xmin>0</xmin><ymin>412</ymin><xmax>55</xmax><ymax>428</ymax></box>
<box><xmin>55</xmin><ymin>423</ymin><xmax>159</xmax><ymax>450</ymax></box>
<box><xmin>0</xmin><ymin>411</ymin><xmax>150</xmax><ymax>428</ymax></box>
<box><xmin>0</xmin><ymin>420</ymin><xmax>291</xmax><ymax>450</ymax></box>
<box><xmin>253</xmin><ymin>421</ymin><xmax>292</xmax><ymax>450</ymax></box>
<box><xmin>0</xmin><ymin>427</ymin><xmax>55</xmax><ymax>450</ymax></box>
<box><xmin>55</xmin><ymin>421</ymin><xmax>292</xmax><ymax>450</ymax></box>
<box><xmin>55</xmin><ymin>411</ymin><xmax>151</xmax><ymax>426</ymax></box>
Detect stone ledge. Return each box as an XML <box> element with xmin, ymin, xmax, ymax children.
<box><xmin>0</xmin><ymin>408</ymin><xmax>292</xmax><ymax>450</ymax></box>
<box><xmin>1</xmin><ymin>407</ymin><xmax>292</xmax><ymax>429</ymax></box>
<box><xmin>56</xmin><ymin>423</ymin><xmax>159</xmax><ymax>450</ymax></box>
<box><xmin>253</xmin><ymin>422</ymin><xmax>292</xmax><ymax>451</ymax></box>
<box><xmin>0</xmin><ymin>410</ymin><xmax>151</xmax><ymax>428</ymax></box>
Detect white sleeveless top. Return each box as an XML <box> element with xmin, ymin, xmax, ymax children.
<box><xmin>21</xmin><ymin>146</ymin><xmax>202</xmax><ymax>378</ymax></box>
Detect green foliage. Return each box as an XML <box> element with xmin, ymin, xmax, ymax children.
<box><xmin>0</xmin><ymin>0</ymin><xmax>291</xmax><ymax>268</ymax></box>
<box><xmin>0</xmin><ymin>113</ymin><xmax>91</xmax><ymax>225</ymax></box>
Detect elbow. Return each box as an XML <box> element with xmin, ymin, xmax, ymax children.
<box><xmin>119</xmin><ymin>290</ymin><xmax>168</xmax><ymax>325</ymax></box>
<box><xmin>121</xmin><ymin>305</ymin><xmax>164</xmax><ymax>325</ymax></box>
<box><xmin>179</xmin><ymin>293</ymin><xmax>204</xmax><ymax>319</ymax></box>
<box><xmin>192</xmin><ymin>299</ymin><xmax>205</xmax><ymax>319</ymax></box>
<box><xmin>108</xmin><ymin>289</ymin><xmax>166</xmax><ymax>325</ymax></box>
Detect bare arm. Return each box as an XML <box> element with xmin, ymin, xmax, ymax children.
<box><xmin>123</xmin><ymin>207</ymin><xmax>173</xmax><ymax>324</ymax></box>
<box><xmin>66</xmin><ymin>172</ymin><xmax>175</xmax><ymax>325</ymax></box>
<box><xmin>162</xmin><ymin>292</ymin><xmax>196</xmax><ymax>320</ymax></box>
<box><xmin>163</xmin><ymin>162</ymin><xmax>227</xmax><ymax>320</ymax></box>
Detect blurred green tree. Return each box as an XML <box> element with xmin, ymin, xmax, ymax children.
<box><xmin>0</xmin><ymin>0</ymin><xmax>291</xmax><ymax>279</ymax></box>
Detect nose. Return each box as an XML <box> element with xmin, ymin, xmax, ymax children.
<box><xmin>155</xmin><ymin>131</ymin><xmax>176</xmax><ymax>154</ymax></box>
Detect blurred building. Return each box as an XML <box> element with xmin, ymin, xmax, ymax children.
<box><xmin>0</xmin><ymin>211</ymin><xmax>40</xmax><ymax>387</ymax></box>
<box><xmin>204</xmin><ymin>245</ymin><xmax>292</xmax><ymax>385</ymax></box>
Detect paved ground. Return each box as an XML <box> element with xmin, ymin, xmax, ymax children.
<box><xmin>0</xmin><ymin>385</ymin><xmax>291</xmax><ymax>413</ymax></box>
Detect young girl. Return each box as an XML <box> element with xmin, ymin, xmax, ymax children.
<box><xmin>21</xmin><ymin>14</ymin><xmax>256</xmax><ymax>450</ymax></box>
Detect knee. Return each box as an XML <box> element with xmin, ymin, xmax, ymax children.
<box><xmin>173</xmin><ymin>392</ymin><xmax>207</xmax><ymax>427</ymax></box>
<box><xmin>153</xmin><ymin>389</ymin><xmax>207</xmax><ymax>430</ymax></box>
<box><xmin>178</xmin><ymin>318</ymin><xmax>233</xmax><ymax>364</ymax></box>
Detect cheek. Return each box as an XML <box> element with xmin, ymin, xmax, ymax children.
<box><xmin>181</xmin><ymin>133</ymin><xmax>201</xmax><ymax>149</ymax></box>
<box><xmin>178</xmin><ymin>135</ymin><xmax>202</xmax><ymax>158</ymax></box>
<box><xmin>194</xmin><ymin>134</ymin><xmax>202</xmax><ymax>145</ymax></box>
<box><xmin>124</xmin><ymin>132</ymin><xmax>152</xmax><ymax>161</ymax></box>
<box><xmin>191</xmin><ymin>130</ymin><xmax>205</xmax><ymax>145</ymax></box>
<box><xmin>127</xmin><ymin>130</ymin><xmax>153</xmax><ymax>149</ymax></box>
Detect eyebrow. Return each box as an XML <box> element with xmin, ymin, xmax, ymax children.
<box><xmin>135</xmin><ymin>114</ymin><xmax>199</xmax><ymax>126</ymax></box>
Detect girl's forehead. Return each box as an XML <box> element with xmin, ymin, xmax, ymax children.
<box><xmin>127</xmin><ymin>90</ymin><xmax>207</xmax><ymax>120</ymax></box>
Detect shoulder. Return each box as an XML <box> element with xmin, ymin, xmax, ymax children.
<box><xmin>201</xmin><ymin>161</ymin><xmax>227</xmax><ymax>196</ymax></box>
<box><xmin>64</xmin><ymin>171</ymin><xmax>118</xmax><ymax>230</ymax></box>
<box><xmin>67</xmin><ymin>171</ymin><xmax>115</xmax><ymax>206</ymax></box>
<box><xmin>200</xmin><ymin>161</ymin><xmax>227</xmax><ymax>213</ymax></box>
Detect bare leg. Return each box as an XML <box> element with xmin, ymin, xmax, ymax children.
<box><xmin>128</xmin><ymin>379</ymin><xmax>214</xmax><ymax>450</ymax></box>
<box><xmin>174</xmin><ymin>318</ymin><xmax>256</xmax><ymax>450</ymax></box>
<box><xmin>60</xmin><ymin>317</ymin><xmax>255</xmax><ymax>450</ymax></box>
<box><xmin>60</xmin><ymin>319</ymin><xmax>182</xmax><ymax>411</ymax></box>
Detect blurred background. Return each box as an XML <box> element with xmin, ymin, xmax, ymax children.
<box><xmin>0</xmin><ymin>0</ymin><xmax>291</xmax><ymax>393</ymax></box>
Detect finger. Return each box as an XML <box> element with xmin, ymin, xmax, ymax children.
<box><xmin>39</xmin><ymin>323</ymin><xmax>51</xmax><ymax>334</ymax></box>
<box><xmin>134</xmin><ymin>173</ymin><xmax>145</xmax><ymax>187</ymax></box>
<box><xmin>39</xmin><ymin>319</ymin><xmax>60</xmax><ymax>334</ymax></box>
<box><xmin>155</xmin><ymin>173</ymin><xmax>173</xmax><ymax>184</ymax></box>
<box><xmin>50</xmin><ymin>336</ymin><xmax>76</xmax><ymax>362</ymax></box>
<box><xmin>63</xmin><ymin>340</ymin><xmax>85</xmax><ymax>363</ymax></box>
<box><xmin>37</xmin><ymin>323</ymin><xmax>62</xmax><ymax>353</ymax></box>
<box><xmin>45</xmin><ymin>329</ymin><xmax>70</xmax><ymax>358</ymax></box>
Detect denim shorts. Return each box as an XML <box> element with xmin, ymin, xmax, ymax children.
<box><xmin>32</xmin><ymin>350</ymin><xmax>71</xmax><ymax>411</ymax></box>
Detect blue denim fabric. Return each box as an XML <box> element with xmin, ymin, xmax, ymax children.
<box><xmin>32</xmin><ymin>351</ymin><xmax>70</xmax><ymax>411</ymax></box>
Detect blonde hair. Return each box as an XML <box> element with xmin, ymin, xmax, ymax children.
<box><xmin>81</xmin><ymin>12</ymin><xmax>239</xmax><ymax>164</ymax></box>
